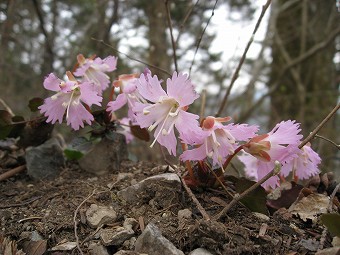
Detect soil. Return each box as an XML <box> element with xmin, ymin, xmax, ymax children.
<box><xmin>0</xmin><ymin>155</ymin><xmax>336</xmax><ymax>255</ymax></box>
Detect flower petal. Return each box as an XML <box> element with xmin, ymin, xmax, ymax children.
<box><xmin>136</xmin><ymin>73</ymin><xmax>166</xmax><ymax>103</ymax></box>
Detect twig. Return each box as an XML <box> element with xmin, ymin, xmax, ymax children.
<box><xmin>315</xmin><ymin>134</ymin><xmax>340</xmax><ymax>150</ymax></box>
<box><xmin>18</xmin><ymin>216</ymin><xmax>43</xmax><ymax>223</ymax></box>
<box><xmin>0</xmin><ymin>165</ymin><xmax>26</xmax><ymax>181</ymax></box>
<box><xmin>214</xmin><ymin>161</ymin><xmax>281</xmax><ymax>220</ymax></box>
<box><xmin>189</xmin><ymin>0</ymin><xmax>218</xmax><ymax>76</ymax></box>
<box><xmin>92</xmin><ymin>38</ymin><xmax>171</xmax><ymax>76</ymax></box>
<box><xmin>74</xmin><ymin>190</ymin><xmax>96</xmax><ymax>255</ymax></box>
<box><xmin>175</xmin><ymin>0</ymin><xmax>200</xmax><ymax>44</ymax></box>
<box><xmin>199</xmin><ymin>89</ymin><xmax>206</xmax><ymax>121</ymax></box>
<box><xmin>298</xmin><ymin>103</ymin><xmax>340</xmax><ymax>149</ymax></box>
<box><xmin>165</xmin><ymin>0</ymin><xmax>178</xmax><ymax>72</ymax></box>
<box><xmin>165</xmin><ymin>162</ymin><xmax>210</xmax><ymax>221</ymax></box>
<box><xmin>216</xmin><ymin>0</ymin><xmax>271</xmax><ymax>117</ymax></box>
<box><xmin>0</xmin><ymin>195</ymin><xmax>42</xmax><ymax>209</ymax></box>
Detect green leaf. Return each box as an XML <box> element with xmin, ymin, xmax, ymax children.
<box><xmin>321</xmin><ymin>213</ymin><xmax>340</xmax><ymax>237</ymax></box>
<box><xmin>235</xmin><ymin>177</ymin><xmax>269</xmax><ymax>215</ymax></box>
<box><xmin>28</xmin><ymin>98</ymin><xmax>44</xmax><ymax>112</ymax></box>
<box><xmin>64</xmin><ymin>148</ymin><xmax>84</xmax><ymax>160</ymax></box>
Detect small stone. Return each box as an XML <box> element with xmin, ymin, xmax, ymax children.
<box><xmin>100</xmin><ymin>227</ymin><xmax>135</xmax><ymax>246</ymax></box>
<box><xmin>189</xmin><ymin>248</ymin><xmax>215</xmax><ymax>255</ymax></box>
<box><xmin>135</xmin><ymin>223</ymin><xmax>184</xmax><ymax>255</ymax></box>
<box><xmin>113</xmin><ymin>251</ymin><xmax>142</xmax><ymax>255</ymax></box>
<box><xmin>315</xmin><ymin>247</ymin><xmax>340</xmax><ymax>255</ymax></box>
<box><xmin>253</xmin><ymin>212</ymin><xmax>270</xmax><ymax>222</ymax></box>
<box><xmin>332</xmin><ymin>236</ymin><xmax>340</xmax><ymax>247</ymax></box>
<box><xmin>25</xmin><ymin>138</ymin><xmax>65</xmax><ymax>180</ymax></box>
<box><xmin>88</xmin><ymin>241</ymin><xmax>110</xmax><ymax>255</ymax></box>
<box><xmin>86</xmin><ymin>204</ymin><xmax>117</xmax><ymax>228</ymax></box>
<box><xmin>122</xmin><ymin>237</ymin><xmax>137</xmax><ymax>250</ymax></box>
<box><xmin>79</xmin><ymin>133</ymin><xmax>127</xmax><ymax>175</ymax></box>
<box><xmin>117</xmin><ymin>173</ymin><xmax>181</xmax><ymax>203</ymax></box>
<box><xmin>123</xmin><ymin>218</ymin><xmax>138</xmax><ymax>230</ymax></box>
<box><xmin>178</xmin><ymin>209</ymin><xmax>192</xmax><ymax>221</ymax></box>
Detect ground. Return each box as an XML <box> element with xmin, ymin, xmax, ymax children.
<box><xmin>0</xmin><ymin>158</ymin><xmax>337</xmax><ymax>255</ymax></box>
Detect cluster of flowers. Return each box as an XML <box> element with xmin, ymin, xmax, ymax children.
<box><xmin>39</xmin><ymin>54</ymin><xmax>321</xmax><ymax>189</ymax></box>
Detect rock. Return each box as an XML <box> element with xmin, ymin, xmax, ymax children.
<box><xmin>135</xmin><ymin>223</ymin><xmax>184</xmax><ymax>255</ymax></box>
<box><xmin>79</xmin><ymin>133</ymin><xmax>127</xmax><ymax>175</ymax></box>
<box><xmin>100</xmin><ymin>218</ymin><xmax>138</xmax><ymax>246</ymax></box>
<box><xmin>178</xmin><ymin>209</ymin><xmax>192</xmax><ymax>221</ymax></box>
<box><xmin>86</xmin><ymin>204</ymin><xmax>117</xmax><ymax>228</ymax></box>
<box><xmin>315</xmin><ymin>247</ymin><xmax>340</xmax><ymax>255</ymax></box>
<box><xmin>113</xmin><ymin>251</ymin><xmax>142</xmax><ymax>255</ymax></box>
<box><xmin>25</xmin><ymin>138</ymin><xmax>65</xmax><ymax>180</ymax></box>
<box><xmin>332</xmin><ymin>236</ymin><xmax>340</xmax><ymax>247</ymax></box>
<box><xmin>88</xmin><ymin>241</ymin><xmax>110</xmax><ymax>255</ymax></box>
<box><xmin>253</xmin><ymin>212</ymin><xmax>270</xmax><ymax>222</ymax></box>
<box><xmin>51</xmin><ymin>241</ymin><xmax>77</xmax><ymax>251</ymax></box>
<box><xmin>189</xmin><ymin>248</ymin><xmax>215</xmax><ymax>255</ymax></box>
<box><xmin>117</xmin><ymin>173</ymin><xmax>181</xmax><ymax>203</ymax></box>
<box><xmin>122</xmin><ymin>237</ymin><xmax>137</xmax><ymax>250</ymax></box>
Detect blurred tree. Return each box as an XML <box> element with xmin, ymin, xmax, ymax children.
<box><xmin>268</xmin><ymin>0</ymin><xmax>340</xmax><ymax>169</ymax></box>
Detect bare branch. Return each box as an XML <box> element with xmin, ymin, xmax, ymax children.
<box><xmin>216</xmin><ymin>0</ymin><xmax>271</xmax><ymax>117</ymax></box>
<box><xmin>298</xmin><ymin>103</ymin><xmax>340</xmax><ymax>149</ymax></box>
<box><xmin>189</xmin><ymin>0</ymin><xmax>218</xmax><ymax>76</ymax></box>
<box><xmin>165</xmin><ymin>0</ymin><xmax>178</xmax><ymax>72</ymax></box>
<box><xmin>92</xmin><ymin>38</ymin><xmax>171</xmax><ymax>76</ymax></box>
<box><xmin>176</xmin><ymin>0</ymin><xmax>200</xmax><ymax>44</ymax></box>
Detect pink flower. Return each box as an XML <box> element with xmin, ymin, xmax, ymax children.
<box><xmin>180</xmin><ymin>116</ymin><xmax>258</xmax><ymax>167</ymax></box>
<box><xmin>133</xmin><ymin>71</ymin><xmax>202</xmax><ymax>155</ymax></box>
<box><xmin>281</xmin><ymin>143</ymin><xmax>321</xmax><ymax>180</ymax></box>
<box><xmin>243</xmin><ymin>120</ymin><xmax>302</xmax><ymax>162</ymax></box>
<box><xmin>238</xmin><ymin>152</ymin><xmax>281</xmax><ymax>189</ymax></box>
<box><xmin>39</xmin><ymin>72</ymin><xmax>102</xmax><ymax>130</ymax></box>
<box><xmin>107</xmin><ymin>74</ymin><xmax>145</xmax><ymax>123</ymax></box>
<box><xmin>117</xmin><ymin>117</ymin><xmax>134</xmax><ymax>144</ymax></box>
<box><xmin>240</xmin><ymin>120</ymin><xmax>303</xmax><ymax>189</ymax></box>
<box><xmin>74</xmin><ymin>54</ymin><xmax>117</xmax><ymax>93</ymax></box>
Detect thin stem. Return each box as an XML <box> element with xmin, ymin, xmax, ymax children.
<box><xmin>216</xmin><ymin>0</ymin><xmax>271</xmax><ymax>117</ymax></box>
<box><xmin>165</xmin><ymin>0</ymin><xmax>178</xmax><ymax>72</ymax></box>
<box><xmin>299</xmin><ymin>103</ymin><xmax>340</xmax><ymax>149</ymax></box>
<box><xmin>181</xmin><ymin>142</ymin><xmax>195</xmax><ymax>181</ymax></box>
<box><xmin>222</xmin><ymin>145</ymin><xmax>244</xmax><ymax>169</ymax></box>
<box><xmin>315</xmin><ymin>134</ymin><xmax>340</xmax><ymax>150</ymax></box>
<box><xmin>214</xmin><ymin>161</ymin><xmax>281</xmax><ymax>220</ymax></box>
<box><xmin>92</xmin><ymin>38</ymin><xmax>171</xmax><ymax>76</ymax></box>
<box><xmin>189</xmin><ymin>0</ymin><xmax>218</xmax><ymax>76</ymax></box>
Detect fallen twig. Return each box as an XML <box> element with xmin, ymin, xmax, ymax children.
<box><xmin>0</xmin><ymin>165</ymin><xmax>26</xmax><ymax>181</ymax></box>
<box><xmin>73</xmin><ymin>190</ymin><xmax>96</xmax><ymax>255</ymax></box>
<box><xmin>214</xmin><ymin>161</ymin><xmax>281</xmax><ymax>220</ymax></box>
<box><xmin>0</xmin><ymin>195</ymin><xmax>42</xmax><ymax>209</ymax></box>
<box><xmin>165</xmin><ymin>161</ymin><xmax>210</xmax><ymax>221</ymax></box>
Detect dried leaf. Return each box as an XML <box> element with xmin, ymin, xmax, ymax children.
<box><xmin>23</xmin><ymin>240</ymin><xmax>46</xmax><ymax>255</ymax></box>
<box><xmin>51</xmin><ymin>241</ymin><xmax>77</xmax><ymax>251</ymax></box>
<box><xmin>289</xmin><ymin>193</ymin><xmax>329</xmax><ymax>223</ymax></box>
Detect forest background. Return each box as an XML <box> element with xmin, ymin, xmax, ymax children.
<box><xmin>0</xmin><ymin>0</ymin><xmax>339</xmax><ymax>174</ymax></box>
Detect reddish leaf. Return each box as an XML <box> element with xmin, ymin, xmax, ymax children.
<box><xmin>267</xmin><ymin>182</ymin><xmax>304</xmax><ymax>211</ymax></box>
<box><xmin>130</xmin><ymin>125</ymin><xmax>150</xmax><ymax>141</ymax></box>
<box><xmin>28</xmin><ymin>98</ymin><xmax>44</xmax><ymax>112</ymax></box>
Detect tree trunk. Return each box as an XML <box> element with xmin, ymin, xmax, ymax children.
<box><xmin>268</xmin><ymin>0</ymin><xmax>339</xmax><ymax>169</ymax></box>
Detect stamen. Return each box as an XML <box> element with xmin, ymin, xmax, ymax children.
<box><xmin>150</xmin><ymin>106</ymin><xmax>174</xmax><ymax>148</ymax></box>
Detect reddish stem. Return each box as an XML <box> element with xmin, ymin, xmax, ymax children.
<box><xmin>181</xmin><ymin>143</ymin><xmax>196</xmax><ymax>181</ymax></box>
<box><xmin>222</xmin><ymin>145</ymin><xmax>244</xmax><ymax>169</ymax></box>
